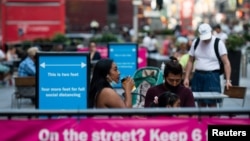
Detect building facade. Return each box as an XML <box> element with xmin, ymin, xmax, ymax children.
<box><xmin>65</xmin><ymin>0</ymin><xmax>135</xmax><ymax>33</ymax></box>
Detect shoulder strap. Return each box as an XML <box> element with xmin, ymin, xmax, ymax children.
<box><xmin>193</xmin><ymin>37</ymin><xmax>200</xmax><ymax>62</ymax></box>
<box><xmin>214</xmin><ymin>38</ymin><xmax>220</xmax><ymax>61</ymax></box>
<box><xmin>194</xmin><ymin>37</ymin><xmax>200</xmax><ymax>51</ymax></box>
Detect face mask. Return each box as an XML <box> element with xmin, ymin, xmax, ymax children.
<box><xmin>107</xmin><ymin>75</ymin><xmax>117</xmax><ymax>87</ymax></box>
<box><xmin>109</xmin><ymin>81</ymin><xmax>117</xmax><ymax>87</ymax></box>
<box><xmin>165</xmin><ymin>81</ymin><xmax>180</xmax><ymax>92</ymax></box>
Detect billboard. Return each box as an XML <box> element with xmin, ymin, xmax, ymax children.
<box><xmin>36</xmin><ymin>52</ymin><xmax>90</xmax><ymax>110</ymax></box>
<box><xmin>1</xmin><ymin>0</ymin><xmax>65</xmax><ymax>50</ymax></box>
<box><xmin>108</xmin><ymin>43</ymin><xmax>138</xmax><ymax>88</ymax></box>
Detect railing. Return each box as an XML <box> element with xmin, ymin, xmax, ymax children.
<box><xmin>0</xmin><ymin>107</ymin><xmax>249</xmax><ymax>119</ymax></box>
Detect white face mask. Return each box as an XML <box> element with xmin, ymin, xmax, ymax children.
<box><xmin>109</xmin><ymin>81</ymin><xmax>117</xmax><ymax>87</ymax></box>
<box><xmin>107</xmin><ymin>75</ymin><xmax>117</xmax><ymax>87</ymax></box>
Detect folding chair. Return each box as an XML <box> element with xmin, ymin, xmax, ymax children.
<box><xmin>224</xmin><ymin>86</ymin><xmax>247</xmax><ymax>107</ymax></box>
<box><xmin>12</xmin><ymin>76</ymin><xmax>36</xmax><ymax>108</ymax></box>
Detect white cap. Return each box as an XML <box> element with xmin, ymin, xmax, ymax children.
<box><xmin>198</xmin><ymin>23</ymin><xmax>212</xmax><ymax>40</ymax></box>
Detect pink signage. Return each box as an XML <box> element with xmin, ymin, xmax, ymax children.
<box><xmin>77</xmin><ymin>46</ymin><xmax>108</xmax><ymax>59</ymax></box>
<box><xmin>0</xmin><ymin>117</ymin><xmax>249</xmax><ymax>141</ymax></box>
<box><xmin>97</xmin><ymin>46</ymin><xmax>108</xmax><ymax>58</ymax></box>
<box><xmin>138</xmin><ymin>47</ymin><xmax>148</xmax><ymax>68</ymax></box>
<box><xmin>78</xmin><ymin>45</ymin><xmax>148</xmax><ymax>68</ymax></box>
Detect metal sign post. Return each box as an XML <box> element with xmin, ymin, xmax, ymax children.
<box><xmin>132</xmin><ymin>0</ymin><xmax>142</xmax><ymax>42</ymax></box>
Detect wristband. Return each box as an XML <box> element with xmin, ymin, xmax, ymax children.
<box><xmin>225</xmin><ymin>80</ymin><xmax>231</xmax><ymax>83</ymax></box>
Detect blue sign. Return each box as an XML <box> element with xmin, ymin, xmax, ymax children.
<box><xmin>108</xmin><ymin>43</ymin><xmax>138</xmax><ymax>88</ymax></box>
<box><xmin>36</xmin><ymin>52</ymin><xmax>90</xmax><ymax>110</ymax></box>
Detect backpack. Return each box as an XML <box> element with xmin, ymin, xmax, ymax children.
<box><xmin>194</xmin><ymin>37</ymin><xmax>224</xmax><ymax>75</ymax></box>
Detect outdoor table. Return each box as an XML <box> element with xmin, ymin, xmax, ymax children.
<box><xmin>193</xmin><ymin>92</ymin><xmax>229</xmax><ymax>108</ymax></box>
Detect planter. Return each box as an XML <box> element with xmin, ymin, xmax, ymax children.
<box><xmin>228</xmin><ymin>50</ymin><xmax>241</xmax><ymax>86</ymax></box>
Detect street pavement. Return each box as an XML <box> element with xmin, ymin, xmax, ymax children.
<box><xmin>0</xmin><ymin>59</ymin><xmax>250</xmax><ymax>110</ymax></box>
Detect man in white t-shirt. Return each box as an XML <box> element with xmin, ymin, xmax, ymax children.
<box><xmin>213</xmin><ymin>24</ymin><xmax>228</xmax><ymax>43</ymax></box>
<box><xmin>142</xmin><ymin>33</ymin><xmax>157</xmax><ymax>54</ymax></box>
<box><xmin>142</xmin><ymin>33</ymin><xmax>151</xmax><ymax>49</ymax></box>
<box><xmin>183</xmin><ymin>23</ymin><xmax>232</xmax><ymax>107</ymax></box>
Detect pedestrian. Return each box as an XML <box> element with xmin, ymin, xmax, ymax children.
<box><xmin>142</xmin><ymin>32</ymin><xmax>152</xmax><ymax>52</ymax></box>
<box><xmin>150</xmin><ymin>91</ymin><xmax>180</xmax><ymax>108</ymax></box>
<box><xmin>149</xmin><ymin>33</ymin><xmax>159</xmax><ymax>53</ymax></box>
<box><xmin>0</xmin><ymin>46</ymin><xmax>6</xmax><ymax>61</ymax></box>
<box><xmin>18</xmin><ymin>46</ymin><xmax>39</xmax><ymax>77</ymax></box>
<box><xmin>88</xmin><ymin>41</ymin><xmax>101</xmax><ymax>61</ymax></box>
<box><xmin>161</xmin><ymin>35</ymin><xmax>173</xmax><ymax>56</ymax></box>
<box><xmin>183</xmin><ymin>23</ymin><xmax>232</xmax><ymax>107</ymax></box>
<box><xmin>144</xmin><ymin>56</ymin><xmax>195</xmax><ymax>107</ymax></box>
<box><xmin>6</xmin><ymin>46</ymin><xmax>18</xmax><ymax>61</ymax></box>
<box><xmin>88</xmin><ymin>59</ymin><xmax>134</xmax><ymax>108</ymax></box>
<box><xmin>173</xmin><ymin>36</ymin><xmax>189</xmax><ymax>69</ymax></box>
<box><xmin>213</xmin><ymin>24</ymin><xmax>228</xmax><ymax>43</ymax></box>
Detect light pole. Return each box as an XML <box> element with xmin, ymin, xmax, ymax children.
<box><xmin>132</xmin><ymin>0</ymin><xmax>142</xmax><ymax>42</ymax></box>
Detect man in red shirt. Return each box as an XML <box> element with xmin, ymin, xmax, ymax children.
<box><xmin>144</xmin><ymin>56</ymin><xmax>195</xmax><ymax>107</ymax></box>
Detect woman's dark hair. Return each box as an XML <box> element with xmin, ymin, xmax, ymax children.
<box><xmin>163</xmin><ymin>56</ymin><xmax>183</xmax><ymax>77</ymax></box>
<box><xmin>150</xmin><ymin>91</ymin><xmax>180</xmax><ymax>107</ymax></box>
<box><xmin>88</xmin><ymin>59</ymin><xmax>113</xmax><ymax>108</ymax></box>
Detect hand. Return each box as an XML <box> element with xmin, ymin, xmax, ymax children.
<box><xmin>225</xmin><ymin>80</ymin><xmax>232</xmax><ymax>90</ymax></box>
<box><xmin>183</xmin><ymin>78</ymin><xmax>189</xmax><ymax>88</ymax></box>
<box><xmin>122</xmin><ymin>77</ymin><xmax>135</xmax><ymax>92</ymax></box>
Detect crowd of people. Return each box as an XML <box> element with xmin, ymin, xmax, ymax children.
<box><xmin>87</xmin><ymin>22</ymin><xmax>232</xmax><ymax>109</ymax></box>
<box><xmin>0</xmin><ymin>21</ymin><xmax>234</xmax><ymax>110</ymax></box>
<box><xmin>0</xmin><ymin>45</ymin><xmax>19</xmax><ymax>85</ymax></box>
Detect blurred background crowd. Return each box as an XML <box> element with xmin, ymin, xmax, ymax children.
<box><xmin>0</xmin><ymin>0</ymin><xmax>250</xmax><ymax>86</ymax></box>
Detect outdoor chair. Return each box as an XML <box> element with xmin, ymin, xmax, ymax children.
<box><xmin>11</xmin><ymin>76</ymin><xmax>36</xmax><ymax>108</ymax></box>
<box><xmin>224</xmin><ymin>86</ymin><xmax>247</xmax><ymax>107</ymax></box>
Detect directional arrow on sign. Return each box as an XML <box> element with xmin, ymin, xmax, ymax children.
<box><xmin>40</xmin><ymin>62</ymin><xmax>86</xmax><ymax>68</ymax></box>
<box><xmin>138</xmin><ymin>57</ymin><xmax>142</xmax><ymax>64</ymax></box>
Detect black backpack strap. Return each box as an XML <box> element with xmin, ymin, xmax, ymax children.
<box><xmin>194</xmin><ymin>37</ymin><xmax>200</xmax><ymax>51</ymax></box>
<box><xmin>214</xmin><ymin>38</ymin><xmax>220</xmax><ymax>62</ymax></box>
<box><xmin>214</xmin><ymin>38</ymin><xmax>224</xmax><ymax>74</ymax></box>
<box><xmin>192</xmin><ymin>38</ymin><xmax>200</xmax><ymax>62</ymax></box>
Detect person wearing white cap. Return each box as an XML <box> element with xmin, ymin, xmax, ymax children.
<box><xmin>183</xmin><ymin>23</ymin><xmax>232</xmax><ymax>107</ymax></box>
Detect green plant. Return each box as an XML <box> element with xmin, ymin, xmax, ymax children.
<box><xmin>21</xmin><ymin>40</ymin><xmax>33</xmax><ymax>51</ymax></box>
<box><xmin>158</xmin><ymin>29</ymin><xmax>174</xmax><ymax>35</ymax></box>
<box><xmin>243</xmin><ymin>33</ymin><xmax>250</xmax><ymax>42</ymax></box>
<box><xmin>33</xmin><ymin>38</ymin><xmax>51</xmax><ymax>44</ymax></box>
<box><xmin>90</xmin><ymin>33</ymin><xmax>118</xmax><ymax>43</ymax></box>
<box><xmin>51</xmin><ymin>33</ymin><xmax>70</xmax><ymax>44</ymax></box>
<box><xmin>226</xmin><ymin>34</ymin><xmax>245</xmax><ymax>51</ymax></box>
